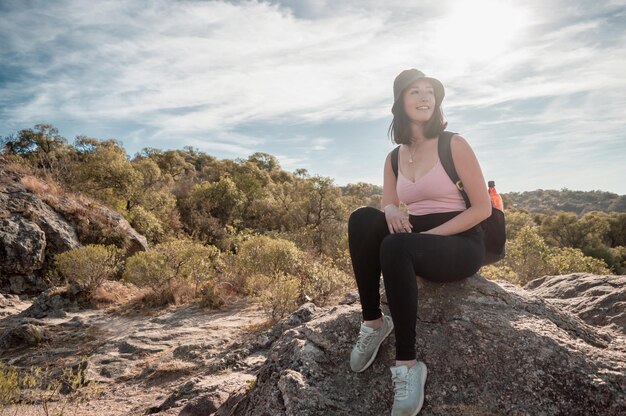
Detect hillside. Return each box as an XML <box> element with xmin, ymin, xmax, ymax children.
<box><xmin>503</xmin><ymin>189</ymin><xmax>626</xmax><ymax>214</ymax></box>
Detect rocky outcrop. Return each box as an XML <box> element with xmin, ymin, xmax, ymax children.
<box><xmin>19</xmin><ymin>283</ymin><xmax>86</xmax><ymax>319</ymax></box>
<box><xmin>221</xmin><ymin>275</ymin><xmax>626</xmax><ymax>416</ymax></box>
<box><xmin>0</xmin><ymin>320</ymin><xmax>50</xmax><ymax>350</ymax></box>
<box><xmin>525</xmin><ymin>273</ymin><xmax>626</xmax><ymax>334</ymax></box>
<box><xmin>0</xmin><ymin>159</ymin><xmax>148</xmax><ymax>294</ymax></box>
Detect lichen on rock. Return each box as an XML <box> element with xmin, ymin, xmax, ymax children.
<box><xmin>221</xmin><ymin>274</ymin><xmax>626</xmax><ymax>416</ymax></box>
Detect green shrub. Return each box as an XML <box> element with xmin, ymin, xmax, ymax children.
<box><xmin>226</xmin><ymin>235</ymin><xmax>302</xmax><ymax>295</ymax></box>
<box><xmin>128</xmin><ymin>205</ymin><xmax>164</xmax><ymax>244</ymax></box>
<box><xmin>258</xmin><ymin>272</ymin><xmax>300</xmax><ymax>323</ymax></box>
<box><xmin>123</xmin><ymin>239</ymin><xmax>220</xmax><ymax>304</ymax></box>
<box><xmin>546</xmin><ymin>246</ymin><xmax>610</xmax><ymax>275</ymax></box>
<box><xmin>1</xmin><ymin>358</ymin><xmax>95</xmax><ymax>412</ymax></box>
<box><xmin>53</xmin><ymin>244</ymin><xmax>122</xmax><ymax>290</ymax></box>
<box><xmin>482</xmin><ymin>226</ymin><xmax>611</xmax><ymax>286</ymax></box>
<box><xmin>222</xmin><ymin>235</ymin><xmax>353</xmax><ymax>320</ymax></box>
<box><xmin>480</xmin><ymin>264</ymin><xmax>519</xmax><ymax>283</ymax></box>
<box><xmin>300</xmin><ymin>255</ymin><xmax>353</xmax><ymax>306</ymax></box>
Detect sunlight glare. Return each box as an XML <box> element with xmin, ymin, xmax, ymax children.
<box><xmin>434</xmin><ymin>1</ymin><xmax>528</xmax><ymax>62</ymax></box>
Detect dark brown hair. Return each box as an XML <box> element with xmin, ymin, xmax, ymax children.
<box><xmin>387</xmin><ymin>97</ymin><xmax>447</xmax><ymax>144</ymax></box>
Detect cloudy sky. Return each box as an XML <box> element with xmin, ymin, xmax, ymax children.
<box><xmin>1</xmin><ymin>0</ymin><xmax>625</xmax><ymax>194</ymax></box>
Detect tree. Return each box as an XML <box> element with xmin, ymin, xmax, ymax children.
<box><xmin>181</xmin><ymin>176</ymin><xmax>245</xmax><ymax>245</ymax></box>
<box><xmin>342</xmin><ymin>182</ymin><xmax>383</xmax><ymax>211</ymax></box>
<box><xmin>1</xmin><ymin>124</ymin><xmax>71</xmax><ymax>178</ymax></box>
<box><xmin>546</xmin><ymin>247</ymin><xmax>609</xmax><ymax>275</ymax></box>
<box><xmin>307</xmin><ymin>176</ymin><xmax>344</xmax><ymax>255</ymax></box>
<box><xmin>538</xmin><ymin>212</ymin><xmax>580</xmax><ymax>247</ymax></box>
<box><xmin>504</xmin><ymin>226</ymin><xmax>552</xmax><ymax>285</ymax></box>
<box><xmin>144</xmin><ymin>149</ymin><xmax>195</xmax><ymax>182</ymax></box>
<box><xmin>505</xmin><ymin>210</ymin><xmax>535</xmax><ymax>240</ymax></box>
<box><xmin>248</xmin><ymin>152</ymin><xmax>280</xmax><ymax>172</ymax></box>
<box><xmin>72</xmin><ymin>136</ymin><xmax>142</xmax><ymax>211</ymax></box>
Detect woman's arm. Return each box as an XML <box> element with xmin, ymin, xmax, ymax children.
<box><xmin>423</xmin><ymin>135</ymin><xmax>492</xmax><ymax>236</ymax></box>
<box><xmin>382</xmin><ymin>152</ymin><xmax>412</xmax><ymax>233</ymax></box>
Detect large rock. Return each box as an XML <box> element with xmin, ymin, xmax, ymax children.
<box><xmin>0</xmin><ymin>160</ymin><xmax>148</xmax><ymax>294</ymax></box>
<box><xmin>222</xmin><ymin>275</ymin><xmax>626</xmax><ymax>416</ymax></box>
<box><xmin>0</xmin><ymin>215</ymin><xmax>46</xmax><ymax>274</ymax></box>
<box><xmin>525</xmin><ymin>273</ymin><xmax>626</xmax><ymax>334</ymax></box>
<box><xmin>0</xmin><ymin>321</ymin><xmax>50</xmax><ymax>350</ymax></box>
<box><xmin>19</xmin><ymin>283</ymin><xmax>85</xmax><ymax>318</ymax></box>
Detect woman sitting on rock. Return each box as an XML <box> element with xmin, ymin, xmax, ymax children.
<box><xmin>348</xmin><ymin>69</ymin><xmax>492</xmax><ymax>415</ymax></box>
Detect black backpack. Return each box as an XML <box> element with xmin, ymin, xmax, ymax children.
<box><xmin>390</xmin><ymin>131</ymin><xmax>506</xmax><ymax>265</ymax></box>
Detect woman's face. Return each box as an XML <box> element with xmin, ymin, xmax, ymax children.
<box><xmin>402</xmin><ymin>79</ymin><xmax>436</xmax><ymax>124</ymax></box>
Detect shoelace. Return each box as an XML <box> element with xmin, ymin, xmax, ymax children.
<box><xmin>355</xmin><ymin>328</ymin><xmax>375</xmax><ymax>352</ymax></box>
<box><xmin>392</xmin><ymin>373</ymin><xmax>409</xmax><ymax>399</ymax></box>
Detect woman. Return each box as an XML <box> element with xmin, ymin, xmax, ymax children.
<box><xmin>348</xmin><ymin>69</ymin><xmax>491</xmax><ymax>416</ymax></box>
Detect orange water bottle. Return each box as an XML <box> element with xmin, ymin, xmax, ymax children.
<box><xmin>488</xmin><ymin>180</ymin><xmax>503</xmax><ymax>211</ymax></box>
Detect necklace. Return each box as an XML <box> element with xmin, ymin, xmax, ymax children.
<box><xmin>406</xmin><ymin>143</ymin><xmax>418</xmax><ymax>163</ymax></box>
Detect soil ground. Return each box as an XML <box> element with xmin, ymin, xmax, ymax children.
<box><xmin>1</xmin><ymin>297</ymin><xmax>269</xmax><ymax>416</ymax></box>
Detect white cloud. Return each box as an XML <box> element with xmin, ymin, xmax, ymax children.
<box><xmin>1</xmin><ymin>0</ymin><xmax>624</xmax><ymax>192</ymax></box>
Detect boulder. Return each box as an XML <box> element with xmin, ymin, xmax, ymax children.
<box><xmin>0</xmin><ymin>162</ymin><xmax>148</xmax><ymax>294</ymax></box>
<box><xmin>0</xmin><ymin>322</ymin><xmax>50</xmax><ymax>351</ymax></box>
<box><xmin>525</xmin><ymin>273</ymin><xmax>626</xmax><ymax>334</ymax></box>
<box><xmin>221</xmin><ymin>275</ymin><xmax>626</xmax><ymax>416</ymax></box>
<box><xmin>0</xmin><ymin>214</ymin><xmax>46</xmax><ymax>274</ymax></box>
<box><xmin>19</xmin><ymin>283</ymin><xmax>85</xmax><ymax>318</ymax></box>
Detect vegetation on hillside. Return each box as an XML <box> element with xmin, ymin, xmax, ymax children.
<box><xmin>2</xmin><ymin>124</ymin><xmax>624</xmax><ymax>320</ymax></box>
<box><xmin>504</xmin><ymin>189</ymin><xmax>626</xmax><ymax>214</ymax></box>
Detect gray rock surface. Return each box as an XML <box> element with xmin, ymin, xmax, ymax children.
<box><xmin>222</xmin><ymin>275</ymin><xmax>626</xmax><ymax>416</ymax></box>
<box><xmin>19</xmin><ymin>283</ymin><xmax>84</xmax><ymax>319</ymax></box>
<box><xmin>0</xmin><ymin>214</ymin><xmax>46</xmax><ymax>274</ymax></box>
<box><xmin>525</xmin><ymin>273</ymin><xmax>626</xmax><ymax>333</ymax></box>
<box><xmin>0</xmin><ymin>293</ymin><xmax>30</xmax><ymax>318</ymax></box>
<box><xmin>0</xmin><ymin>322</ymin><xmax>50</xmax><ymax>350</ymax></box>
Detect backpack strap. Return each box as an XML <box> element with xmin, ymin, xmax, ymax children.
<box><xmin>390</xmin><ymin>145</ymin><xmax>401</xmax><ymax>178</ymax></box>
<box><xmin>437</xmin><ymin>131</ymin><xmax>472</xmax><ymax>208</ymax></box>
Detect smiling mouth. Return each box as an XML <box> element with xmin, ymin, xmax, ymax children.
<box><xmin>416</xmin><ymin>106</ymin><xmax>430</xmax><ymax>110</ymax></box>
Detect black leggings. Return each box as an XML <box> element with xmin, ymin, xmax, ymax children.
<box><xmin>348</xmin><ymin>206</ymin><xmax>484</xmax><ymax>360</ymax></box>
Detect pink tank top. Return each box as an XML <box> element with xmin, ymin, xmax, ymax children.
<box><xmin>396</xmin><ymin>160</ymin><xmax>467</xmax><ymax>215</ymax></box>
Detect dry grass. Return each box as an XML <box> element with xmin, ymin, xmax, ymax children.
<box><xmin>0</xmin><ymin>154</ymin><xmax>34</xmax><ymax>175</ymax></box>
<box><xmin>19</xmin><ymin>174</ymin><xmax>64</xmax><ymax>198</ymax></box>
<box><xmin>143</xmin><ymin>359</ymin><xmax>197</xmax><ymax>384</ymax></box>
<box><xmin>90</xmin><ymin>281</ymin><xmax>141</xmax><ymax>309</ymax></box>
<box><xmin>241</xmin><ymin>319</ymin><xmax>274</xmax><ymax>335</ymax></box>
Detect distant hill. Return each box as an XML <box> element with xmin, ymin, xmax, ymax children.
<box><xmin>503</xmin><ymin>189</ymin><xmax>626</xmax><ymax>215</ymax></box>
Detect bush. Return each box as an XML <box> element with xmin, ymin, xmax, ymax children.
<box><xmin>546</xmin><ymin>247</ymin><xmax>610</xmax><ymax>275</ymax></box>
<box><xmin>258</xmin><ymin>272</ymin><xmax>300</xmax><ymax>323</ymax></box>
<box><xmin>52</xmin><ymin>244</ymin><xmax>122</xmax><ymax>290</ymax></box>
<box><xmin>300</xmin><ymin>255</ymin><xmax>353</xmax><ymax>306</ymax></box>
<box><xmin>222</xmin><ymin>235</ymin><xmax>352</xmax><ymax>320</ymax></box>
<box><xmin>482</xmin><ymin>226</ymin><xmax>611</xmax><ymax>286</ymax></box>
<box><xmin>122</xmin><ymin>239</ymin><xmax>220</xmax><ymax>305</ymax></box>
<box><xmin>504</xmin><ymin>226</ymin><xmax>552</xmax><ymax>285</ymax></box>
<box><xmin>480</xmin><ymin>264</ymin><xmax>519</xmax><ymax>283</ymax></box>
<box><xmin>128</xmin><ymin>205</ymin><xmax>164</xmax><ymax>244</ymax></box>
<box><xmin>0</xmin><ymin>357</ymin><xmax>96</xmax><ymax>412</ymax></box>
<box><xmin>226</xmin><ymin>235</ymin><xmax>302</xmax><ymax>296</ymax></box>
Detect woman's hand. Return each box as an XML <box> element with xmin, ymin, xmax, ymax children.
<box><xmin>384</xmin><ymin>204</ymin><xmax>413</xmax><ymax>234</ymax></box>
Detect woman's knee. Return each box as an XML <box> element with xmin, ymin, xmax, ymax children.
<box><xmin>380</xmin><ymin>233</ymin><xmax>411</xmax><ymax>264</ymax></box>
<box><xmin>348</xmin><ymin>206</ymin><xmax>384</xmax><ymax>232</ymax></box>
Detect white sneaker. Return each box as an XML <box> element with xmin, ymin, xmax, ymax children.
<box><xmin>390</xmin><ymin>361</ymin><xmax>427</xmax><ymax>416</ymax></box>
<box><xmin>349</xmin><ymin>315</ymin><xmax>394</xmax><ymax>372</ymax></box>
